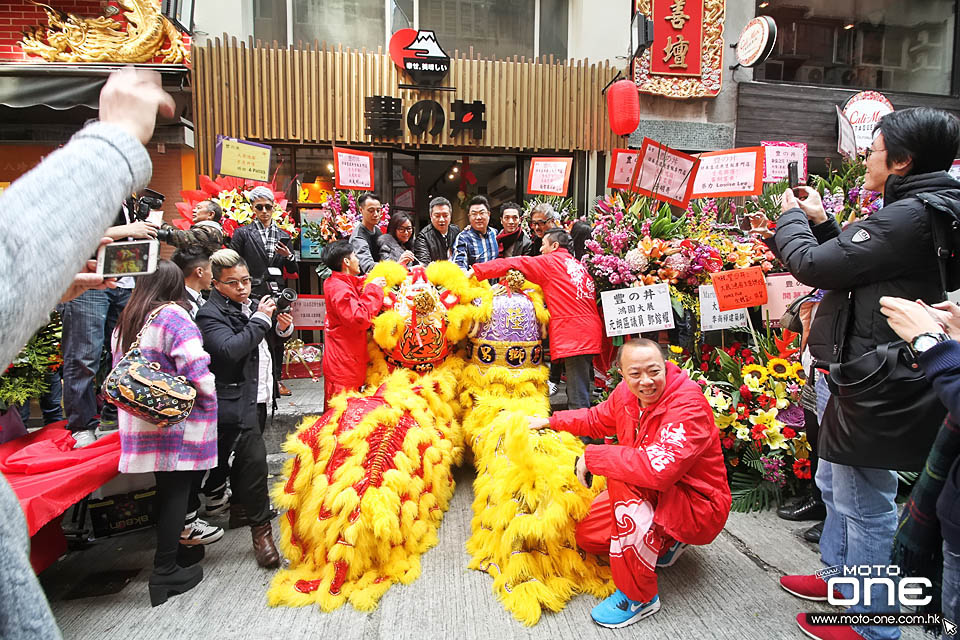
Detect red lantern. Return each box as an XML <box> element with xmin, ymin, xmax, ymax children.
<box><xmin>606</xmin><ymin>79</ymin><xmax>640</xmax><ymax>136</ymax></box>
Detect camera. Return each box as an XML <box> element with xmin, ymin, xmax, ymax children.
<box><xmin>131</xmin><ymin>188</ymin><xmax>165</xmax><ymax>221</ymax></box>
<box><xmin>155</xmin><ymin>227</ymin><xmax>174</xmax><ymax>243</ymax></box>
<box><xmin>267</xmin><ymin>280</ymin><xmax>298</xmax><ymax>313</ymax></box>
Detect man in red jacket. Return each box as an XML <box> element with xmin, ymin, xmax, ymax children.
<box><xmin>530</xmin><ymin>338</ymin><xmax>731</xmax><ymax>628</ymax></box>
<box><xmin>320</xmin><ymin>239</ymin><xmax>385</xmax><ymax>412</ymax></box>
<box><xmin>469</xmin><ymin>228</ymin><xmax>602</xmax><ymax>409</ymax></box>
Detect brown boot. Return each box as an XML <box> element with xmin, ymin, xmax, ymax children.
<box><xmin>251</xmin><ymin>522</ymin><xmax>280</xmax><ymax>568</ymax></box>
<box><xmin>228</xmin><ymin>504</ymin><xmax>249</xmax><ymax>529</ymax></box>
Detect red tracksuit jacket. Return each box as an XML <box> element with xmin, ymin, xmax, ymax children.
<box><xmin>321</xmin><ymin>271</ymin><xmax>383</xmax><ymax>388</ymax></box>
<box><xmin>550</xmin><ymin>362</ymin><xmax>731</xmax><ymax>545</ymax></box>
<box><xmin>471</xmin><ymin>248</ymin><xmax>603</xmax><ymax>359</ymax></box>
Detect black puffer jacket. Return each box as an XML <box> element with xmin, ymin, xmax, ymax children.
<box><xmin>773</xmin><ymin>171</ymin><xmax>960</xmax><ymax>364</ymax></box>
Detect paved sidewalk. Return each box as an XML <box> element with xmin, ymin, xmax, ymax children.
<box><xmin>40</xmin><ymin>379</ymin><xmax>925</xmax><ymax>640</ymax></box>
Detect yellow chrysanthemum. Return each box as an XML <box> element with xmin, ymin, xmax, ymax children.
<box><xmin>767</xmin><ymin>358</ymin><xmax>792</xmax><ymax>379</ymax></box>
<box><xmin>742</xmin><ymin>364</ymin><xmax>768</xmax><ymax>384</ymax></box>
<box><xmin>668</xmin><ymin>345</ymin><xmax>683</xmax><ymax>354</ymax></box>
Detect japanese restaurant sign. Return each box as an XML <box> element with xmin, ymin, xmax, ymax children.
<box><xmin>691</xmin><ymin>146</ymin><xmax>764</xmax><ymax>198</ymax></box>
<box><xmin>632</xmin><ymin>137</ymin><xmax>699</xmax><ymax>207</ymax></box>
<box><xmin>710</xmin><ymin>267</ymin><xmax>768</xmax><ymax>312</ymax></box>
<box><xmin>600</xmin><ymin>283</ymin><xmax>675</xmax><ymax>337</ymax></box>
<box><xmin>527</xmin><ymin>157</ymin><xmax>573</xmax><ymax>196</ymax></box>
<box><xmin>333</xmin><ymin>146</ymin><xmax>375</xmax><ymax>190</ymax></box>
<box><xmin>699</xmin><ymin>284</ymin><xmax>749</xmax><ymax>331</ymax></box>
<box><xmin>761</xmin><ymin>141</ymin><xmax>807</xmax><ymax>184</ymax></box>
<box><xmin>215</xmin><ymin>136</ymin><xmax>271</xmax><ymax>182</ymax></box>
<box><xmin>633</xmin><ymin>0</ymin><xmax>724</xmax><ymax>99</ymax></box>
<box><xmin>759</xmin><ymin>273</ymin><xmax>814</xmax><ymax>327</ymax></box>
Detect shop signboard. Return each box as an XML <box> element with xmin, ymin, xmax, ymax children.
<box><xmin>699</xmin><ymin>284</ymin><xmax>749</xmax><ymax>331</ymax></box>
<box><xmin>735</xmin><ymin>16</ymin><xmax>777</xmax><ymax>68</ymax></box>
<box><xmin>214</xmin><ymin>136</ymin><xmax>271</xmax><ymax>182</ymax></box>
<box><xmin>710</xmin><ymin>267</ymin><xmax>768</xmax><ymax>312</ymax></box>
<box><xmin>600</xmin><ymin>283</ymin><xmax>675</xmax><ymax>337</ymax></box>
<box><xmin>761</xmin><ymin>141</ymin><xmax>807</xmax><ymax>184</ymax></box>
<box><xmin>632</xmin><ymin>137</ymin><xmax>699</xmax><ymax>207</ymax></box>
<box><xmin>389</xmin><ymin>29</ymin><xmax>451</xmax><ymax>87</ymax></box>
<box><xmin>691</xmin><ymin>146</ymin><xmax>764</xmax><ymax>198</ymax></box>
<box><xmin>836</xmin><ymin>106</ymin><xmax>858</xmax><ymax>160</ymax></box>
<box><xmin>607</xmin><ymin>148</ymin><xmax>641</xmax><ymax>189</ymax></box>
<box><xmin>290</xmin><ymin>295</ymin><xmax>326</xmax><ymax>331</ymax></box>
<box><xmin>842</xmin><ymin>91</ymin><xmax>894</xmax><ymax>153</ymax></box>
<box><xmin>759</xmin><ymin>273</ymin><xmax>814</xmax><ymax>328</ymax></box>
<box><xmin>527</xmin><ymin>157</ymin><xmax>573</xmax><ymax>196</ymax></box>
<box><xmin>333</xmin><ymin>147</ymin><xmax>375</xmax><ymax>190</ymax></box>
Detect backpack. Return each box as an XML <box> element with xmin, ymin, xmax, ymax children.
<box><xmin>917</xmin><ymin>192</ymin><xmax>960</xmax><ymax>294</ymax></box>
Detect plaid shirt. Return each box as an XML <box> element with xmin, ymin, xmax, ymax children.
<box><xmin>254</xmin><ymin>219</ymin><xmax>281</xmax><ymax>261</ymax></box>
<box><xmin>453</xmin><ymin>227</ymin><xmax>499</xmax><ymax>270</ymax></box>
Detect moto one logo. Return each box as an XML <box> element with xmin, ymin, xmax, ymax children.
<box><xmin>825</xmin><ymin>565</ymin><xmax>933</xmax><ymax>607</ymax></box>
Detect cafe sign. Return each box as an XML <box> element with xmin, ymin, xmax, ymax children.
<box><xmin>842</xmin><ymin>91</ymin><xmax>894</xmax><ymax>152</ymax></box>
<box><xmin>633</xmin><ymin>0</ymin><xmax>725</xmax><ymax>99</ymax></box>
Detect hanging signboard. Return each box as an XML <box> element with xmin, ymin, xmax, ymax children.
<box><xmin>759</xmin><ymin>273</ymin><xmax>814</xmax><ymax>327</ymax></box>
<box><xmin>289</xmin><ymin>295</ymin><xmax>326</xmax><ymax>330</ymax></box>
<box><xmin>836</xmin><ymin>106</ymin><xmax>858</xmax><ymax>160</ymax></box>
<box><xmin>527</xmin><ymin>157</ymin><xmax>573</xmax><ymax>196</ymax></box>
<box><xmin>761</xmin><ymin>141</ymin><xmax>807</xmax><ymax>184</ymax></box>
<box><xmin>333</xmin><ymin>146</ymin><xmax>375</xmax><ymax>190</ymax></box>
<box><xmin>214</xmin><ymin>136</ymin><xmax>272</xmax><ymax>182</ymax></box>
<box><xmin>699</xmin><ymin>284</ymin><xmax>749</xmax><ymax>331</ymax></box>
<box><xmin>710</xmin><ymin>267</ymin><xmax>768</xmax><ymax>312</ymax></box>
<box><xmin>735</xmin><ymin>16</ymin><xmax>777</xmax><ymax>67</ymax></box>
<box><xmin>632</xmin><ymin>137</ymin><xmax>699</xmax><ymax>208</ymax></box>
<box><xmin>388</xmin><ymin>28</ymin><xmax>451</xmax><ymax>87</ymax></box>
<box><xmin>632</xmin><ymin>0</ymin><xmax>725</xmax><ymax>99</ymax></box>
<box><xmin>842</xmin><ymin>91</ymin><xmax>894</xmax><ymax>153</ymax></box>
<box><xmin>600</xmin><ymin>283</ymin><xmax>675</xmax><ymax>337</ymax></box>
<box><xmin>691</xmin><ymin>146</ymin><xmax>765</xmax><ymax>199</ymax></box>
<box><xmin>608</xmin><ymin>149</ymin><xmax>642</xmax><ymax>190</ymax></box>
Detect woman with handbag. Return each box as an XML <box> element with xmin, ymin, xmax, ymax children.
<box><xmin>110</xmin><ymin>260</ymin><xmax>218</xmax><ymax>606</ymax></box>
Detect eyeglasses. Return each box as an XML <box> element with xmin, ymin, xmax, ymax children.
<box><xmin>253</xmin><ymin>203</ymin><xmax>274</xmax><ymax>212</ymax></box>
<box><xmin>217</xmin><ymin>277</ymin><xmax>252</xmax><ymax>288</ymax></box>
<box><xmin>397</xmin><ymin>226</ymin><xmax>414</xmax><ymax>233</ymax></box>
<box><xmin>530</xmin><ymin>220</ymin><xmax>548</xmax><ymax>228</ymax></box>
<box><xmin>865</xmin><ymin>146</ymin><xmax>886</xmax><ymax>160</ymax></box>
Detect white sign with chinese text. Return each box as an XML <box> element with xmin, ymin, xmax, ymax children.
<box><xmin>760</xmin><ymin>273</ymin><xmax>814</xmax><ymax>327</ymax></box>
<box><xmin>600</xmin><ymin>283</ymin><xmax>675</xmax><ymax>337</ymax></box>
<box><xmin>290</xmin><ymin>295</ymin><xmax>326</xmax><ymax>330</ymax></box>
<box><xmin>698</xmin><ymin>285</ymin><xmax>749</xmax><ymax>331</ymax></box>
<box><xmin>761</xmin><ymin>141</ymin><xmax>808</xmax><ymax>184</ymax></box>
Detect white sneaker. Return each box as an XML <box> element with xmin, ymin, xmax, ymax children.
<box><xmin>181</xmin><ymin>518</ymin><xmax>224</xmax><ymax>546</ymax></box>
<box><xmin>71</xmin><ymin>430</ymin><xmax>97</xmax><ymax>449</ymax></box>
<box><xmin>548</xmin><ymin>382</ymin><xmax>559</xmax><ymax>396</ymax></box>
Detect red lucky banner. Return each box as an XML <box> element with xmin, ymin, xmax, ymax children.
<box><xmin>651</xmin><ymin>0</ymin><xmax>704</xmax><ymax>78</ymax></box>
<box><xmin>631</xmin><ymin>137</ymin><xmax>700</xmax><ymax>208</ymax></box>
<box><xmin>333</xmin><ymin>146</ymin><xmax>375</xmax><ymax>191</ymax></box>
<box><xmin>607</xmin><ymin>148</ymin><xmax>642</xmax><ymax>190</ymax></box>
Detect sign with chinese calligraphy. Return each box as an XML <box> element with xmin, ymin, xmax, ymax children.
<box><xmin>842</xmin><ymin>91</ymin><xmax>894</xmax><ymax>152</ymax></box>
<box><xmin>759</xmin><ymin>273</ymin><xmax>814</xmax><ymax>328</ymax></box>
<box><xmin>699</xmin><ymin>284</ymin><xmax>749</xmax><ymax>331</ymax></box>
<box><xmin>735</xmin><ymin>16</ymin><xmax>777</xmax><ymax>67</ymax></box>
<box><xmin>608</xmin><ymin>148</ymin><xmax>642</xmax><ymax>189</ymax></box>
<box><xmin>761</xmin><ymin>141</ymin><xmax>807</xmax><ymax>184</ymax></box>
<box><xmin>710</xmin><ymin>267</ymin><xmax>768</xmax><ymax>312</ymax></box>
<box><xmin>527</xmin><ymin>157</ymin><xmax>573</xmax><ymax>196</ymax></box>
<box><xmin>836</xmin><ymin>105</ymin><xmax>858</xmax><ymax>160</ymax></box>
<box><xmin>691</xmin><ymin>146</ymin><xmax>764</xmax><ymax>198</ymax></box>
<box><xmin>290</xmin><ymin>295</ymin><xmax>326</xmax><ymax>330</ymax></box>
<box><xmin>600</xmin><ymin>283</ymin><xmax>675</xmax><ymax>337</ymax></box>
<box><xmin>389</xmin><ymin>29</ymin><xmax>451</xmax><ymax>87</ymax></box>
<box><xmin>214</xmin><ymin>136</ymin><xmax>271</xmax><ymax>182</ymax></box>
<box><xmin>632</xmin><ymin>0</ymin><xmax>724</xmax><ymax>99</ymax></box>
<box><xmin>632</xmin><ymin>137</ymin><xmax>699</xmax><ymax>207</ymax></box>
<box><xmin>333</xmin><ymin>147</ymin><xmax>375</xmax><ymax>190</ymax></box>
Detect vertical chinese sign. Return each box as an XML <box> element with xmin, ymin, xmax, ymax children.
<box><xmin>633</xmin><ymin>0</ymin><xmax>725</xmax><ymax>99</ymax></box>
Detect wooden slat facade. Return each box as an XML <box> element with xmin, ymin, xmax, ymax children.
<box><xmin>193</xmin><ymin>37</ymin><xmax>621</xmax><ymax>175</ymax></box>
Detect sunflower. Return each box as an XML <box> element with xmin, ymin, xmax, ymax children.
<box><xmin>791</xmin><ymin>362</ymin><xmax>806</xmax><ymax>379</ymax></box>
<box><xmin>742</xmin><ymin>364</ymin><xmax>768</xmax><ymax>384</ymax></box>
<box><xmin>767</xmin><ymin>358</ymin><xmax>792</xmax><ymax>379</ymax></box>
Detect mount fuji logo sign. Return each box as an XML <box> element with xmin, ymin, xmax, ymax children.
<box><xmin>389</xmin><ymin>29</ymin><xmax>451</xmax><ymax>86</ymax></box>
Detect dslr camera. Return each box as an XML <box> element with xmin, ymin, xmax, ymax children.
<box><xmin>266</xmin><ymin>267</ymin><xmax>298</xmax><ymax>313</ymax></box>
<box><xmin>131</xmin><ymin>188</ymin><xmax>165</xmax><ymax>221</ymax></box>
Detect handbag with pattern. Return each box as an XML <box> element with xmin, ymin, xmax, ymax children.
<box><xmin>102</xmin><ymin>304</ymin><xmax>197</xmax><ymax>427</ymax></box>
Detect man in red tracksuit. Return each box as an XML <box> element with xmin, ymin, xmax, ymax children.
<box><xmin>469</xmin><ymin>228</ymin><xmax>602</xmax><ymax>409</ymax></box>
<box><xmin>320</xmin><ymin>239</ymin><xmax>385</xmax><ymax>412</ymax></box>
<box><xmin>531</xmin><ymin>338</ymin><xmax>731</xmax><ymax>628</ymax></box>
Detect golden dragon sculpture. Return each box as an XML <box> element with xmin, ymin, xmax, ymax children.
<box><xmin>19</xmin><ymin>0</ymin><xmax>189</xmax><ymax>64</ymax></box>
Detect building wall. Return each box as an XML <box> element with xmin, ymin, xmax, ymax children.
<box><xmin>192</xmin><ymin>0</ymin><xmax>253</xmax><ymax>47</ymax></box>
<box><xmin>0</xmin><ymin>0</ymin><xmax>105</xmax><ymax>62</ymax></box>
<box><xmin>566</xmin><ymin>0</ymin><xmax>631</xmax><ymax>63</ymax></box>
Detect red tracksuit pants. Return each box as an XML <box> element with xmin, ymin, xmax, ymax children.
<box><xmin>323</xmin><ymin>378</ymin><xmax>360</xmax><ymax>413</ymax></box>
<box><xmin>575</xmin><ymin>488</ymin><xmax>672</xmax><ymax>603</ymax></box>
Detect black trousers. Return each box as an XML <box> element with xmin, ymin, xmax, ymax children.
<box><xmin>218</xmin><ymin>422</ymin><xmax>271</xmax><ymax>526</ymax></box>
<box><xmin>803</xmin><ymin>407</ymin><xmax>823</xmax><ymax>502</ymax></box>
<box><xmin>153</xmin><ymin>470</ymin><xmax>200</xmax><ymax>571</ymax></box>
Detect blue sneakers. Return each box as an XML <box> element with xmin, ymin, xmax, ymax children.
<box><xmin>657</xmin><ymin>540</ymin><xmax>689</xmax><ymax>567</ymax></box>
<box><xmin>590</xmin><ymin>589</ymin><xmax>661</xmax><ymax>628</ymax></box>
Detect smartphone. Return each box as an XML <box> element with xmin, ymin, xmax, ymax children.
<box><xmin>96</xmin><ymin>239</ymin><xmax>160</xmax><ymax>277</ymax></box>
<box><xmin>788</xmin><ymin>161</ymin><xmax>799</xmax><ymax>189</ymax></box>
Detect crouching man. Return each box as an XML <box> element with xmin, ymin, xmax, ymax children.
<box><xmin>529</xmin><ymin>338</ymin><xmax>731</xmax><ymax>628</ymax></box>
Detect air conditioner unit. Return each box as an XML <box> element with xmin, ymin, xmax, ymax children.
<box><xmin>487</xmin><ymin>169</ymin><xmax>516</xmax><ymax>205</ymax></box>
<box><xmin>795</xmin><ymin>65</ymin><xmax>825</xmax><ymax>85</ymax></box>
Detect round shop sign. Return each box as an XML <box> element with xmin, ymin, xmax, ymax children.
<box><xmin>842</xmin><ymin>91</ymin><xmax>894</xmax><ymax>152</ymax></box>
<box><xmin>736</xmin><ymin>16</ymin><xmax>777</xmax><ymax>67</ymax></box>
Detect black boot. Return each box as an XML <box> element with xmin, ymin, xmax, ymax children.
<box><xmin>176</xmin><ymin>543</ymin><xmax>205</xmax><ymax>568</ymax></box>
<box><xmin>149</xmin><ymin>550</ymin><xmax>203</xmax><ymax>607</ymax></box>
<box><xmin>803</xmin><ymin>521</ymin><xmax>824</xmax><ymax>543</ymax></box>
<box><xmin>777</xmin><ymin>494</ymin><xmax>826</xmax><ymax>522</ymax></box>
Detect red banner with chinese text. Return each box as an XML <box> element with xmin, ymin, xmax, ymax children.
<box><xmin>651</xmin><ymin>0</ymin><xmax>703</xmax><ymax>78</ymax></box>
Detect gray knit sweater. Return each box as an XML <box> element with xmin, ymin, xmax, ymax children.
<box><xmin>0</xmin><ymin>121</ymin><xmax>151</xmax><ymax>639</ymax></box>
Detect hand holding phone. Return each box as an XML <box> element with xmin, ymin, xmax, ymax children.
<box><xmin>96</xmin><ymin>239</ymin><xmax>159</xmax><ymax>277</ymax></box>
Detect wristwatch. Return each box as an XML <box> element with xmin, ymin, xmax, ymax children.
<box><xmin>911</xmin><ymin>331</ymin><xmax>949</xmax><ymax>354</ymax></box>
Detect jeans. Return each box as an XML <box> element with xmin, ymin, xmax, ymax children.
<box><xmin>563</xmin><ymin>354</ymin><xmax>595</xmax><ymax>410</ymax></box>
<box><xmin>944</xmin><ymin>539</ymin><xmax>960</xmax><ymax>640</ymax></box>
<box><xmin>60</xmin><ymin>288</ymin><xmax>130</xmax><ymax>433</ymax></box>
<box><xmin>816</xmin><ymin>459</ymin><xmax>901</xmax><ymax>640</ymax></box>
<box><xmin>18</xmin><ymin>369</ymin><xmax>63</xmax><ymax>425</ymax></box>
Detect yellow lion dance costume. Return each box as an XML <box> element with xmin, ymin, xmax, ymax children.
<box><xmin>269</xmin><ymin>261</ymin><xmax>612</xmax><ymax>624</ymax></box>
